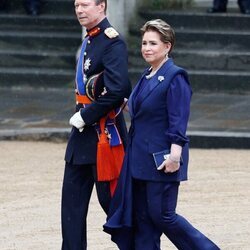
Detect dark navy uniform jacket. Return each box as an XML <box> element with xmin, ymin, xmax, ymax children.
<box><xmin>65</xmin><ymin>18</ymin><xmax>131</xmax><ymax>165</ymax></box>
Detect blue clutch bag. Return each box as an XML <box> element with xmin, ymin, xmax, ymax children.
<box><xmin>152</xmin><ymin>149</ymin><xmax>170</xmax><ymax>168</ymax></box>
<box><xmin>152</xmin><ymin>149</ymin><xmax>183</xmax><ymax>168</ymax></box>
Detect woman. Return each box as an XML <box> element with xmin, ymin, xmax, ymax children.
<box><xmin>104</xmin><ymin>19</ymin><xmax>219</xmax><ymax>250</ymax></box>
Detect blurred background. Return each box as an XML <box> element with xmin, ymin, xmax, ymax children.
<box><xmin>0</xmin><ymin>0</ymin><xmax>249</xmax><ymax>148</ymax></box>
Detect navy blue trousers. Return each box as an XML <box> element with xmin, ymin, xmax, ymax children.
<box><xmin>133</xmin><ymin>180</ymin><xmax>220</xmax><ymax>250</ymax></box>
<box><xmin>61</xmin><ymin>162</ymin><xmax>112</xmax><ymax>250</ymax></box>
<box><xmin>213</xmin><ymin>0</ymin><xmax>250</xmax><ymax>11</ymax></box>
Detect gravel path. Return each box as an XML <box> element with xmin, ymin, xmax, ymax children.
<box><xmin>0</xmin><ymin>141</ymin><xmax>249</xmax><ymax>249</ymax></box>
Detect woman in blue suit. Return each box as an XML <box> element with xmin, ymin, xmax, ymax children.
<box><xmin>104</xmin><ymin>19</ymin><xmax>219</xmax><ymax>249</ymax></box>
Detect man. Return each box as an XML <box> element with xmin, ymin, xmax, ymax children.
<box><xmin>61</xmin><ymin>0</ymin><xmax>131</xmax><ymax>249</ymax></box>
<box><xmin>207</xmin><ymin>0</ymin><xmax>250</xmax><ymax>14</ymax></box>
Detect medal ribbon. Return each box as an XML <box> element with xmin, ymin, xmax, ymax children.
<box><xmin>76</xmin><ymin>36</ymin><xmax>89</xmax><ymax>95</ymax></box>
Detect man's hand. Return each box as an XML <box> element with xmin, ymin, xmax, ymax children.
<box><xmin>69</xmin><ymin>111</ymin><xmax>85</xmax><ymax>132</ymax></box>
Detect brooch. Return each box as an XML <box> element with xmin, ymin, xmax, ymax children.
<box><xmin>158</xmin><ymin>76</ymin><xmax>165</xmax><ymax>82</ymax></box>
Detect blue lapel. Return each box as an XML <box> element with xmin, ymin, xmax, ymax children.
<box><xmin>128</xmin><ymin>68</ymin><xmax>149</xmax><ymax>117</ymax></box>
<box><xmin>129</xmin><ymin>59</ymin><xmax>174</xmax><ymax>117</ymax></box>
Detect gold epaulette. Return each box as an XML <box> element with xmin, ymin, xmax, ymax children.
<box><xmin>104</xmin><ymin>27</ymin><xmax>119</xmax><ymax>39</ymax></box>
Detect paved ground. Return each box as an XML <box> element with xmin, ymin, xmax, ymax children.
<box><xmin>0</xmin><ymin>86</ymin><xmax>250</xmax><ymax>136</ymax></box>
<box><xmin>0</xmin><ymin>141</ymin><xmax>250</xmax><ymax>250</ymax></box>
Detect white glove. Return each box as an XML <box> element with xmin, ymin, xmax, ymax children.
<box><xmin>69</xmin><ymin>111</ymin><xmax>85</xmax><ymax>132</ymax></box>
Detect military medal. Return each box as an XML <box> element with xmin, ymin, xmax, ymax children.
<box><xmin>101</xmin><ymin>87</ymin><xmax>107</xmax><ymax>96</ymax></box>
<box><xmin>84</xmin><ymin>75</ymin><xmax>87</xmax><ymax>83</ymax></box>
<box><xmin>84</xmin><ymin>58</ymin><xmax>91</xmax><ymax>71</ymax></box>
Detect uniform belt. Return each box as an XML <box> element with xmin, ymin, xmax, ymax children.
<box><xmin>75</xmin><ymin>94</ymin><xmax>92</xmax><ymax>105</ymax></box>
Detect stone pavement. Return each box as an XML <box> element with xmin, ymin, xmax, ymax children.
<box><xmin>0</xmin><ymin>87</ymin><xmax>249</xmax><ymax>148</ymax></box>
<box><xmin>0</xmin><ymin>141</ymin><xmax>249</xmax><ymax>250</ymax></box>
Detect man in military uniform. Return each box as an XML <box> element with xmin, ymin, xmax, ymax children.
<box><xmin>61</xmin><ymin>0</ymin><xmax>131</xmax><ymax>249</ymax></box>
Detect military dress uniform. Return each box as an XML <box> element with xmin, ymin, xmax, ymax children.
<box><xmin>61</xmin><ymin>18</ymin><xmax>131</xmax><ymax>250</ymax></box>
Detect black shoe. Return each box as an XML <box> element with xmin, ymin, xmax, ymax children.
<box><xmin>206</xmin><ymin>7</ymin><xmax>226</xmax><ymax>13</ymax></box>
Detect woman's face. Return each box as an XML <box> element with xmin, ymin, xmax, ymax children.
<box><xmin>141</xmin><ymin>30</ymin><xmax>171</xmax><ymax>69</ymax></box>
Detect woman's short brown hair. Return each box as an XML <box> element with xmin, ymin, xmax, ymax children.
<box><xmin>141</xmin><ymin>19</ymin><xmax>175</xmax><ymax>54</ymax></box>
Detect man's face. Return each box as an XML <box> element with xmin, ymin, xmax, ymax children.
<box><xmin>74</xmin><ymin>0</ymin><xmax>105</xmax><ymax>29</ymax></box>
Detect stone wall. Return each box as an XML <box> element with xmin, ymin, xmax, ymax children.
<box><xmin>107</xmin><ymin>0</ymin><xmax>137</xmax><ymax>36</ymax></box>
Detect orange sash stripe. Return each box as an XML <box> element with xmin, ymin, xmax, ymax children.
<box><xmin>76</xmin><ymin>94</ymin><xmax>92</xmax><ymax>104</ymax></box>
<box><xmin>75</xmin><ymin>93</ymin><xmax>124</xmax><ymax>196</ymax></box>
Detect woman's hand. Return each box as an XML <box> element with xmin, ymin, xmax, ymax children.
<box><xmin>157</xmin><ymin>144</ymin><xmax>182</xmax><ymax>174</ymax></box>
<box><xmin>157</xmin><ymin>155</ymin><xmax>180</xmax><ymax>173</ymax></box>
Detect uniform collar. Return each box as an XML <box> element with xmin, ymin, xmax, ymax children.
<box><xmin>86</xmin><ymin>18</ymin><xmax>110</xmax><ymax>37</ymax></box>
<box><xmin>87</xmin><ymin>26</ymin><xmax>101</xmax><ymax>37</ymax></box>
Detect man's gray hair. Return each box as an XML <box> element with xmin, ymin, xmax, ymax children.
<box><xmin>95</xmin><ymin>0</ymin><xmax>107</xmax><ymax>13</ymax></box>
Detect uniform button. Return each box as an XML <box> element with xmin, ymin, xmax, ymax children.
<box><xmin>87</xmin><ymin>40</ymin><xmax>91</xmax><ymax>44</ymax></box>
<box><xmin>84</xmin><ymin>52</ymin><xmax>87</xmax><ymax>56</ymax></box>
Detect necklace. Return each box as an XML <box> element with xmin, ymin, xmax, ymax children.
<box><xmin>145</xmin><ymin>57</ymin><xmax>168</xmax><ymax>79</ymax></box>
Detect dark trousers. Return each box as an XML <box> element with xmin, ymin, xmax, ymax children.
<box><xmin>61</xmin><ymin>162</ymin><xmax>112</xmax><ymax>250</ymax></box>
<box><xmin>213</xmin><ymin>0</ymin><xmax>250</xmax><ymax>11</ymax></box>
<box><xmin>133</xmin><ymin>180</ymin><xmax>220</xmax><ymax>250</ymax></box>
<box><xmin>0</xmin><ymin>0</ymin><xmax>41</xmax><ymax>11</ymax></box>
<box><xmin>0</xmin><ymin>0</ymin><xmax>7</xmax><ymax>10</ymax></box>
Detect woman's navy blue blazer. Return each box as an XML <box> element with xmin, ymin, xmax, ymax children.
<box><xmin>104</xmin><ymin>59</ymin><xmax>192</xmax><ymax>245</ymax></box>
<box><xmin>128</xmin><ymin>58</ymin><xmax>192</xmax><ymax>182</ymax></box>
